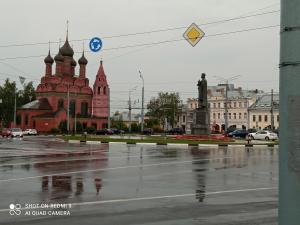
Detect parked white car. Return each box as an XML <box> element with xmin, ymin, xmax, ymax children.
<box><xmin>249</xmin><ymin>130</ymin><xmax>278</xmax><ymax>141</ymax></box>
<box><xmin>23</xmin><ymin>129</ymin><xmax>38</xmax><ymax>135</ymax></box>
<box><xmin>10</xmin><ymin>128</ymin><xmax>23</xmax><ymax>137</ymax></box>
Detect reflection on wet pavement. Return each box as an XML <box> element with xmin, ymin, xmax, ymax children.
<box><xmin>0</xmin><ymin>136</ymin><xmax>278</xmax><ymax>225</ymax></box>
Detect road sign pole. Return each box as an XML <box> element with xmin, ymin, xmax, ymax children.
<box><xmin>279</xmin><ymin>0</ymin><xmax>300</xmax><ymax>224</ymax></box>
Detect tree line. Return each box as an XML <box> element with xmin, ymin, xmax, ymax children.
<box><xmin>0</xmin><ymin>79</ymin><xmax>36</xmax><ymax>127</ymax></box>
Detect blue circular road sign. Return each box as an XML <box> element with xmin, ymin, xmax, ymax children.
<box><xmin>89</xmin><ymin>37</ymin><xmax>103</xmax><ymax>52</ymax></box>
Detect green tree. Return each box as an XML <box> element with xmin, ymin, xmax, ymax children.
<box><xmin>0</xmin><ymin>79</ymin><xmax>17</xmax><ymax>127</ymax></box>
<box><xmin>19</xmin><ymin>81</ymin><xmax>36</xmax><ymax>106</ymax></box>
<box><xmin>147</xmin><ymin>92</ymin><xmax>182</xmax><ymax>129</ymax></box>
<box><xmin>145</xmin><ymin>118</ymin><xmax>159</xmax><ymax>128</ymax></box>
<box><xmin>0</xmin><ymin>79</ymin><xmax>36</xmax><ymax>127</ymax></box>
<box><xmin>131</xmin><ymin>122</ymin><xmax>140</xmax><ymax>132</ymax></box>
<box><xmin>58</xmin><ymin>120</ymin><xmax>68</xmax><ymax>133</ymax></box>
<box><xmin>111</xmin><ymin>113</ymin><xmax>127</xmax><ymax>130</ymax></box>
<box><xmin>75</xmin><ymin>121</ymin><xmax>83</xmax><ymax>133</ymax></box>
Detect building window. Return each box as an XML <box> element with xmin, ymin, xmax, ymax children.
<box><xmin>218</xmin><ymin>103</ymin><xmax>221</xmax><ymax>108</ymax></box>
<box><xmin>258</xmin><ymin>115</ymin><xmax>262</xmax><ymax>122</ymax></box>
<box><xmin>16</xmin><ymin>114</ymin><xmax>21</xmax><ymax>125</ymax></box>
<box><xmin>253</xmin><ymin>115</ymin><xmax>256</xmax><ymax>122</ymax></box>
<box><xmin>81</xmin><ymin>102</ymin><xmax>88</xmax><ymax>116</ymax></box>
<box><xmin>58</xmin><ymin>99</ymin><xmax>64</xmax><ymax>109</ymax></box>
<box><xmin>103</xmin><ymin>86</ymin><xmax>106</xmax><ymax>95</ymax></box>
<box><xmin>190</xmin><ymin>104</ymin><xmax>193</xmax><ymax>109</ymax></box>
<box><xmin>25</xmin><ymin>114</ymin><xmax>29</xmax><ymax>126</ymax></box>
<box><xmin>244</xmin><ymin>102</ymin><xmax>247</xmax><ymax>108</ymax></box>
<box><xmin>98</xmin><ymin>87</ymin><xmax>101</xmax><ymax>95</ymax></box>
<box><xmin>213</xmin><ymin>103</ymin><xmax>216</xmax><ymax>108</ymax></box>
<box><xmin>70</xmin><ymin>101</ymin><xmax>76</xmax><ymax>117</ymax></box>
<box><xmin>239</xmin><ymin>102</ymin><xmax>242</xmax><ymax>107</ymax></box>
<box><xmin>213</xmin><ymin>113</ymin><xmax>216</xmax><ymax>119</ymax></box>
<box><xmin>277</xmin><ymin>115</ymin><xmax>279</xmax><ymax>122</ymax></box>
<box><xmin>239</xmin><ymin>113</ymin><xmax>242</xmax><ymax>119</ymax></box>
<box><xmin>183</xmin><ymin>115</ymin><xmax>186</xmax><ymax>123</ymax></box>
<box><xmin>233</xmin><ymin>102</ymin><xmax>236</xmax><ymax>108</ymax></box>
<box><xmin>229</xmin><ymin>113</ymin><xmax>231</xmax><ymax>119</ymax></box>
<box><xmin>233</xmin><ymin>113</ymin><xmax>236</xmax><ymax>119</ymax></box>
<box><xmin>264</xmin><ymin>115</ymin><xmax>268</xmax><ymax>122</ymax></box>
<box><xmin>244</xmin><ymin>113</ymin><xmax>247</xmax><ymax>119</ymax></box>
<box><xmin>218</xmin><ymin>113</ymin><xmax>220</xmax><ymax>119</ymax></box>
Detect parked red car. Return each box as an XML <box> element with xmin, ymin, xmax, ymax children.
<box><xmin>1</xmin><ymin>128</ymin><xmax>12</xmax><ymax>137</ymax></box>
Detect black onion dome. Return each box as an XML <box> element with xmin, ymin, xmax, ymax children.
<box><xmin>60</xmin><ymin>39</ymin><xmax>74</xmax><ymax>57</ymax></box>
<box><xmin>54</xmin><ymin>50</ymin><xmax>64</xmax><ymax>62</ymax></box>
<box><xmin>71</xmin><ymin>58</ymin><xmax>77</xmax><ymax>67</ymax></box>
<box><xmin>44</xmin><ymin>50</ymin><xmax>54</xmax><ymax>64</ymax></box>
<box><xmin>78</xmin><ymin>52</ymin><xmax>88</xmax><ymax>65</ymax></box>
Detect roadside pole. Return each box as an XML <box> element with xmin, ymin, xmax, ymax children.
<box><xmin>279</xmin><ymin>0</ymin><xmax>300</xmax><ymax>224</ymax></box>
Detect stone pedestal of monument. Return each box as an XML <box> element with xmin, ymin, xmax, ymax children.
<box><xmin>191</xmin><ymin>108</ymin><xmax>210</xmax><ymax>135</ymax></box>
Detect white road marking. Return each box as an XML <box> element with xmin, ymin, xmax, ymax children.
<box><xmin>0</xmin><ymin>186</ymin><xmax>276</xmax><ymax>213</ymax></box>
<box><xmin>0</xmin><ymin>157</ymin><xmax>231</xmax><ymax>183</ymax></box>
<box><xmin>72</xmin><ymin>187</ymin><xmax>277</xmax><ymax>206</ymax></box>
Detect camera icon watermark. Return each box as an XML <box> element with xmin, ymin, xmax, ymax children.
<box><xmin>9</xmin><ymin>204</ymin><xmax>21</xmax><ymax>216</ymax></box>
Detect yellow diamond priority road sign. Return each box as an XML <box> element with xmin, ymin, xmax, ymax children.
<box><xmin>183</xmin><ymin>23</ymin><xmax>205</xmax><ymax>47</ymax></box>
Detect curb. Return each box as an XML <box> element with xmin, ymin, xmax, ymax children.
<box><xmin>67</xmin><ymin>140</ymin><xmax>278</xmax><ymax>148</ymax></box>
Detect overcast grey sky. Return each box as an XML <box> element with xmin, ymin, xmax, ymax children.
<box><xmin>0</xmin><ymin>0</ymin><xmax>280</xmax><ymax>113</ymax></box>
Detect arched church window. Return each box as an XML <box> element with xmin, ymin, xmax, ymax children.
<box><xmin>98</xmin><ymin>87</ymin><xmax>101</xmax><ymax>95</ymax></box>
<box><xmin>58</xmin><ymin>99</ymin><xmax>64</xmax><ymax>109</ymax></box>
<box><xmin>81</xmin><ymin>102</ymin><xmax>88</xmax><ymax>116</ymax></box>
<box><xmin>70</xmin><ymin>101</ymin><xmax>76</xmax><ymax>117</ymax></box>
<box><xmin>103</xmin><ymin>87</ymin><xmax>106</xmax><ymax>95</ymax></box>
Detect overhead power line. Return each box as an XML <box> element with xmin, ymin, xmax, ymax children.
<box><xmin>0</xmin><ymin>24</ymin><xmax>279</xmax><ymax>62</ymax></box>
<box><xmin>0</xmin><ymin>10</ymin><xmax>279</xmax><ymax>49</ymax></box>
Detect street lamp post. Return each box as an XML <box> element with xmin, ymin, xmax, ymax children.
<box><xmin>139</xmin><ymin>71</ymin><xmax>144</xmax><ymax>133</ymax></box>
<box><xmin>13</xmin><ymin>89</ymin><xmax>17</xmax><ymax>127</ymax></box>
<box><xmin>128</xmin><ymin>86</ymin><xmax>137</xmax><ymax>133</ymax></box>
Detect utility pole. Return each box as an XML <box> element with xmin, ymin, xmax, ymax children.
<box><xmin>279</xmin><ymin>1</ymin><xmax>300</xmax><ymax>224</ymax></box>
<box><xmin>139</xmin><ymin>71</ymin><xmax>144</xmax><ymax>133</ymax></box>
<box><xmin>67</xmin><ymin>84</ymin><xmax>70</xmax><ymax>134</ymax></box>
<box><xmin>13</xmin><ymin>88</ymin><xmax>17</xmax><ymax>127</ymax></box>
<box><xmin>270</xmin><ymin>89</ymin><xmax>274</xmax><ymax>131</ymax></box>
<box><xmin>214</xmin><ymin>75</ymin><xmax>241</xmax><ymax>132</ymax></box>
<box><xmin>108</xmin><ymin>87</ymin><xmax>111</xmax><ymax>129</ymax></box>
<box><xmin>128</xmin><ymin>94</ymin><xmax>132</xmax><ymax>133</ymax></box>
<box><xmin>128</xmin><ymin>86</ymin><xmax>137</xmax><ymax>133</ymax></box>
<box><xmin>224</xmin><ymin>80</ymin><xmax>228</xmax><ymax>132</ymax></box>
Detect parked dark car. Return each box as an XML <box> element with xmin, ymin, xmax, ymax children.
<box><xmin>111</xmin><ymin>128</ymin><xmax>125</xmax><ymax>134</ymax></box>
<box><xmin>1</xmin><ymin>128</ymin><xmax>11</xmax><ymax>137</ymax></box>
<box><xmin>95</xmin><ymin>129</ymin><xmax>114</xmax><ymax>135</ymax></box>
<box><xmin>247</xmin><ymin>128</ymin><xmax>257</xmax><ymax>133</ymax></box>
<box><xmin>225</xmin><ymin>127</ymin><xmax>237</xmax><ymax>136</ymax></box>
<box><xmin>227</xmin><ymin>129</ymin><xmax>249</xmax><ymax>138</ymax></box>
<box><xmin>142</xmin><ymin>128</ymin><xmax>153</xmax><ymax>135</ymax></box>
<box><xmin>167</xmin><ymin>128</ymin><xmax>184</xmax><ymax>135</ymax></box>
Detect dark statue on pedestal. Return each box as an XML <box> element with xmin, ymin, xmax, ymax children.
<box><xmin>191</xmin><ymin>73</ymin><xmax>210</xmax><ymax>135</ymax></box>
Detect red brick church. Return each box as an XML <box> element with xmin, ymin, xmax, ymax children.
<box><xmin>17</xmin><ymin>35</ymin><xmax>109</xmax><ymax>132</ymax></box>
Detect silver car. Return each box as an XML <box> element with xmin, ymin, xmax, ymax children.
<box><xmin>250</xmin><ymin>130</ymin><xmax>278</xmax><ymax>141</ymax></box>
<box><xmin>10</xmin><ymin>128</ymin><xmax>23</xmax><ymax>138</ymax></box>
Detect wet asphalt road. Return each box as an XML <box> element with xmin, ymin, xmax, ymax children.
<box><xmin>0</xmin><ymin>136</ymin><xmax>278</xmax><ymax>225</ymax></box>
